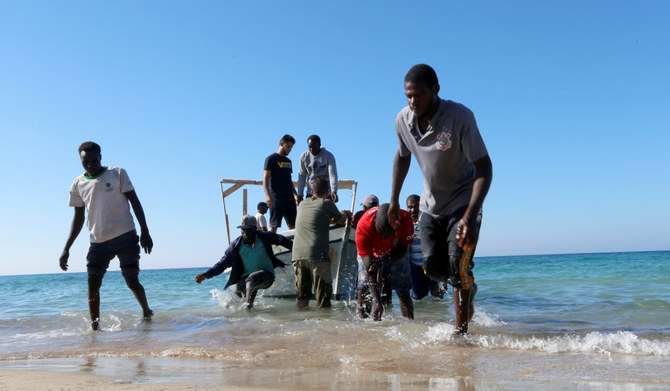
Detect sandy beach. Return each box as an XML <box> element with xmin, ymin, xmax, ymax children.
<box><xmin>2</xmin><ymin>348</ymin><xmax>669</xmax><ymax>391</ymax></box>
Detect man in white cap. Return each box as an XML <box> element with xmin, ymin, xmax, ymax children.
<box><xmin>195</xmin><ymin>215</ymin><xmax>292</xmax><ymax>308</ymax></box>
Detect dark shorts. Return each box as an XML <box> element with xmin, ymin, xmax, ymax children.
<box><xmin>419</xmin><ymin>206</ymin><xmax>481</xmax><ymax>290</ymax></box>
<box><xmin>87</xmin><ymin>230</ymin><xmax>140</xmax><ymax>277</ymax></box>
<box><xmin>269</xmin><ymin>197</ymin><xmax>297</xmax><ymax>228</ymax></box>
<box><xmin>234</xmin><ymin>270</ymin><xmax>275</xmax><ymax>296</ymax></box>
<box><xmin>357</xmin><ymin>255</ymin><xmax>412</xmax><ymax>291</ymax></box>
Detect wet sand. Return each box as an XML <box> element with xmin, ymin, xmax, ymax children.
<box><xmin>2</xmin><ymin>348</ymin><xmax>669</xmax><ymax>391</ymax></box>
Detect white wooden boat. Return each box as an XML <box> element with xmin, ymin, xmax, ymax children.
<box><xmin>219</xmin><ymin>178</ymin><xmax>360</xmax><ymax>300</ymax></box>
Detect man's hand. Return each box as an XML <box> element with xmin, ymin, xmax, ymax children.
<box><xmin>297</xmin><ymin>195</ymin><xmax>303</xmax><ymax>205</ymax></box>
<box><xmin>59</xmin><ymin>250</ymin><xmax>69</xmax><ymax>271</ymax></box>
<box><xmin>456</xmin><ymin>217</ymin><xmax>480</xmax><ymax>250</ymax></box>
<box><xmin>266</xmin><ymin>194</ymin><xmax>274</xmax><ymax>208</ymax></box>
<box><xmin>387</xmin><ymin>201</ymin><xmax>401</xmax><ymax>229</ymax></box>
<box><xmin>195</xmin><ymin>273</ymin><xmax>208</xmax><ymax>283</ymax></box>
<box><xmin>331</xmin><ymin>192</ymin><xmax>338</xmax><ymax>203</ymax></box>
<box><xmin>140</xmin><ymin>232</ymin><xmax>153</xmax><ymax>254</ymax></box>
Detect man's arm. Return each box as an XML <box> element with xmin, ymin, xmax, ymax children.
<box><xmin>195</xmin><ymin>244</ymin><xmax>235</xmax><ymax>283</ymax></box>
<box><xmin>361</xmin><ymin>255</ymin><xmax>384</xmax><ymax>321</ymax></box>
<box><xmin>125</xmin><ymin>190</ymin><xmax>153</xmax><ymax>254</ymax></box>
<box><xmin>59</xmin><ymin>207</ymin><xmax>86</xmax><ymax>271</ymax></box>
<box><xmin>457</xmin><ymin>155</ymin><xmax>493</xmax><ymax>250</ymax></box>
<box><xmin>388</xmin><ymin>151</ymin><xmax>411</xmax><ymax>229</ymax></box>
<box><xmin>263</xmin><ymin>169</ymin><xmax>274</xmax><ymax>207</ymax></box>
<box><xmin>297</xmin><ymin>154</ymin><xmax>307</xmax><ymax>203</ymax></box>
<box><xmin>328</xmin><ymin>152</ymin><xmax>338</xmax><ymax>203</ymax></box>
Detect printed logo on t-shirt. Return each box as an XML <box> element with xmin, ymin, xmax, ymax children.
<box><xmin>277</xmin><ymin>162</ymin><xmax>292</xmax><ymax>169</ymax></box>
<box><xmin>105</xmin><ymin>183</ymin><xmax>114</xmax><ymax>192</ymax></box>
<box><xmin>436</xmin><ymin>129</ymin><xmax>452</xmax><ymax>151</ymax></box>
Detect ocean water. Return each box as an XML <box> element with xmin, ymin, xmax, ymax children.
<box><xmin>1</xmin><ymin>251</ymin><xmax>669</xmax><ymax>389</ymax></box>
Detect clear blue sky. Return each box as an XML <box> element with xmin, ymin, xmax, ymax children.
<box><xmin>1</xmin><ymin>1</ymin><xmax>668</xmax><ymax>276</ymax></box>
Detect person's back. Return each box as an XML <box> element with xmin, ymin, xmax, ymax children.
<box><xmin>292</xmin><ymin>196</ymin><xmax>341</xmax><ymax>262</ymax></box>
<box><xmin>291</xmin><ymin>178</ymin><xmax>349</xmax><ymax>308</ymax></box>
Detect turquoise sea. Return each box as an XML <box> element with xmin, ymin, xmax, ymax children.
<box><xmin>1</xmin><ymin>251</ymin><xmax>669</xmax><ymax>390</ymax></box>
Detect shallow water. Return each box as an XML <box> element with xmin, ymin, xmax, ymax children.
<box><xmin>1</xmin><ymin>251</ymin><xmax>669</xmax><ymax>389</ymax></box>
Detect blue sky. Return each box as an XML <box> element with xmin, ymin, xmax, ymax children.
<box><xmin>1</xmin><ymin>1</ymin><xmax>668</xmax><ymax>276</ymax></box>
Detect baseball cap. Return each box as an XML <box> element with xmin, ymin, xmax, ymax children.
<box><xmin>361</xmin><ymin>194</ymin><xmax>379</xmax><ymax>208</ymax></box>
<box><xmin>237</xmin><ymin>215</ymin><xmax>258</xmax><ymax>229</ymax></box>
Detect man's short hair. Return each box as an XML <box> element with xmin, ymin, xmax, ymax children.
<box><xmin>280</xmin><ymin>134</ymin><xmax>295</xmax><ymax>145</ymax></box>
<box><xmin>405</xmin><ymin>64</ymin><xmax>439</xmax><ymax>88</ymax></box>
<box><xmin>257</xmin><ymin>202</ymin><xmax>268</xmax><ymax>210</ymax></box>
<box><xmin>312</xmin><ymin>177</ymin><xmax>328</xmax><ymax>197</ymax></box>
<box><xmin>406</xmin><ymin>194</ymin><xmax>420</xmax><ymax>204</ymax></box>
<box><xmin>374</xmin><ymin>203</ymin><xmax>395</xmax><ymax>238</ymax></box>
<box><xmin>307</xmin><ymin>134</ymin><xmax>321</xmax><ymax>144</ymax></box>
<box><xmin>78</xmin><ymin>141</ymin><xmax>101</xmax><ymax>154</ymax></box>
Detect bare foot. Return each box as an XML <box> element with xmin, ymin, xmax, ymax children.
<box><xmin>297</xmin><ymin>299</ymin><xmax>309</xmax><ymax>309</ymax></box>
<box><xmin>143</xmin><ymin>309</ymin><xmax>154</xmax><ymax>320</ymax></box>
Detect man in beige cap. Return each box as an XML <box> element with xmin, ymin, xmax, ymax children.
<box><xmin>195</xmin><ymin>215</ymin><xmax>292</xmax><ymax>308</ymax></box>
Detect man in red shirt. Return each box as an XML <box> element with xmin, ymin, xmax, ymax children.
<box><xmin>355</xmin><ymin>203</ymin><xmax>414</xmax><ymax>320</ymax></box>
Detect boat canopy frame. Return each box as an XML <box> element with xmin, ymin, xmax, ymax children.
<box><xmin>219</xmin><ymin>178</ymin><xmax>358</xmax><ymax>245</ymax></box>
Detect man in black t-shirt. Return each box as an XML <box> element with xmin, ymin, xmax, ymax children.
<box><xmin>263</xmin><ymin>134</ymin><xmax>299</xmax><ymax>232</ymax></box>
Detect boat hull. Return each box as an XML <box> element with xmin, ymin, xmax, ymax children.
<box><xmin>266</xmin><ymin>224</ymin><xmax>359</xmax><ymax>300</ymax></box>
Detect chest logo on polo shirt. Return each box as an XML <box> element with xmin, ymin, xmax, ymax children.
<box><xmin>105</xmin><ymin>182</ymin><xmax>114</xmax><ymax>192</ymax></box>
<box><xmin>436</xmin><ymin>129</ymin><xmax>452</xmax><ymax>151</ymax></box>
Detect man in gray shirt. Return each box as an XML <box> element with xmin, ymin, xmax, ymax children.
<box><xmin>297</xmin><ymin>135</ymin><xmax>339</xmax><ymax>203</ymax></box>
<box><xmin>388</xmin><ymin>64</ymin><xmax>493</xmax><ymax>334</ymax></box>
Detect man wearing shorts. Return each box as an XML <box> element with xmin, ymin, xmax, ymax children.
<box><xmin>389</xmin><ymin>64</ymin><xmax>493</xmax><ymax>334</ymax></box>
<box><xmin>355</xmin><ymin>203</ymin><xmax>414</xmax><ymax>321</ymax></box>
<box><xmin>263</xmin><ymin>134</ymin><xmax>299</xmax><ymax>232</ymax></box>
<box><xmin>59</xmin><ymin>141</ymin><xmax>154</xmax><ymax>330</ymax></box>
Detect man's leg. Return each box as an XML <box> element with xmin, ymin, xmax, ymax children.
<box><xmin>118</xmin><ymin>231</ymin><xmax>152</xmax><ymax>319</ymax></box>
<box><xmin>312</xmin><ymin>260</ymin><xmax>332</xmax><ymax>308</ymax></box>
<box><xmin>123</xmin><ymin>275</ymin><xmax>153</xmax><ymax>319</ymax></box>
<box><xmin>357</xmin><ymin>287</ymin><xmax>371</xmax><ymax>318</ymax></box>
<box><xmin>452</xmin><ymin>284</ymin><xmax>476</xmax><ymax>334</ymax></box>
<box><xmin>86</xmin><ymin>241</ymin><xmax>114</xmax><ymax>331</ymax></box>
<box><xmin>243</xmin><ymin>270</ymin><xmax>275</xmax><ymax>308</ymax></box>
<box><xmin>293</xmin><ymin>259</ymin><xmax>312</xmax><ymax>308</ymax></box>
<box><xmin>419</xmin><ymin>213</ymin><xmax>450</xmax><ymax>282</ymax></box>
<box><xmin>396</xmin><ymin>289</ymin><xmax>414</xmax><ymax>319</ymax></box>
<box><xmin>88</xmin><ymin>274</ymin><xmax>103</xmax><ymax>330</ymax></box>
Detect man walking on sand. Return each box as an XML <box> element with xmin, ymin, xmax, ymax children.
<box><xmin>388</xmin><ymin>64</ymin><xmax>492</xmax><ymax>334</ymax></box>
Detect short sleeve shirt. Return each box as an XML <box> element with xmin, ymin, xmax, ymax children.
<box><xmin>255</xmin><ymin>213</ymin><xmax>268</xmax><ymax>230</ymax></box>
<box><xmin>395</xmin><ymin>99</ymin><xmax>488</xmax><ymax>217</ymax></box>
<box><xmin>68</xmin><ymin>166</ymin><xmax>136</xmax><ymax>243</ymax></box>
<box><xmin>264</xmin><ymin>153</ymin><xmax>294</xmax><ymax>199</ymax></box>
<box><xmin>355</xmin><ymin>207</ymin><xmax>414</xmax><ymax>259</ymax></box>
<box><xmin>292</xmin><ymin>197</ymin><xmax>342</xmax><ymax>262</ymax></box>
